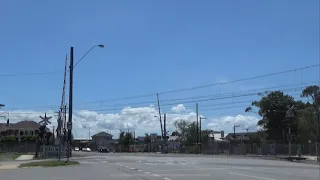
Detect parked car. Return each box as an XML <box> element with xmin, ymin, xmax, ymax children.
<box><xmin>82</xmin><ymin>147</ymin><xmax>92</xmax><ymax>152</ymax></box>
<box><xmin>74</xmin><ymin>147</ymin><xmax>80</xmax><ymax>151</ymax></box>
<box><xmin>98</xmin><ymin>148</ymin><xmax>109</xmax><ymax>153</ymax></box>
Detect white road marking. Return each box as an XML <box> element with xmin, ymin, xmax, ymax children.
<box><xmin>163</xmin><ymin>178</ymin><xmax>172</xmax><ymax>180</ymax></box>
<box><xmin>153</xmin><ymin>167</ymin><xmax>227</xmax><ymax>172</ymax></box>
<box><xmin>152</xmin><ymin>174</ymin><xmax>160</xmax><ymax>177</ymax></box>
<box><xmin>229</xmin><ymin>172</ymin><xmax>276</xmax><ymax>180</ymax></box>
<box><xmin>130</xmin><ymin>168</ymin><xmax>135</xmax><ymax>170</ymax></box>
<box><xmin>137</xmin><ymin>169</ymin><xmax>142</xmax><ymax>172</ymax></box>
<box><xmin>144</xmin><ymin>172</ymin><xmax>150</xmax><ymax>174</ymax></box>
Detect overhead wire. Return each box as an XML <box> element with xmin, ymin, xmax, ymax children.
<box><xmin>6</xmin><ymin>81</ymin><xmax>318</xmax><ymax>112</ymax></box>
<box><xmin>3</xmin><ymin>64</ymin><xmax>318</xmax><ymax>113</ymax></box>
<box><xmin>73</xmin><ymin>64</ymin><xmax>319</xmax><ymax>105</ymax></box>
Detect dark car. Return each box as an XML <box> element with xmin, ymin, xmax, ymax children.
<box><xmin>98</xmin><ymin>148</ymin><xmax>109</xmax><ymax>153</ymax></box>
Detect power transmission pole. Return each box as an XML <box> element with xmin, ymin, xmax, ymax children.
<box><xmin>196</xmin><ymin>103</ymin><xmax>199</xmax><ymax>153</ymax></box>
<box><xmin>52</xmin><ymin>126</ymin><xmax>55</xmax><ymax>143</ymax></box>
<box><xmin>68</xmin><ymin>47</ymin><xmax>74</xmax><ymax>158</ymax></box>
<box><xmin>164</xmin><ymin>113</ymin><xmax>167</xmax><ymax>153</ymax></box>
<box><xmin>157</xmin><ymin>93</ymin><xmax>164</xmax><ymax>139</ymax></box>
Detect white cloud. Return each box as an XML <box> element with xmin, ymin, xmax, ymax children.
<box><xmin>0</xmin><ymin>107</ymin><xmax>260</xmax><ymax>139</ymax></box>
<box><xmin>170</xmin><ymin>104</ymin><xmax>186</xmax><ymax>113</ymax></box>
<box><xmin>207</xmin><ymin>115</ymin><xmax>259</xmax><ymax>133</ymax></box>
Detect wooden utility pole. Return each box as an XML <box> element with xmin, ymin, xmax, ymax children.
<box><xmin>157</xmin><ymin>93</ymin><xmax>164</xmax><ymax>139</ymax></box>
<box><xmin>68</xmin><ymin>47</ymin><xmax>74</xmax><ymax>158</ymax></box>
<box><xmin>164</xmin><ymin>113</ymin><xmax>167</xmax><ymax>153</ymax></box>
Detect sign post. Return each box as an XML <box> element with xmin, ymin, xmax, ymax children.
<box><xmin>284</xmin><ymin>106</ymin><xmax>295</xmax><ymax>158</ymax></box>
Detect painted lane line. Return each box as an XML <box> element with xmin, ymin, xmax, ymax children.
<box><xmin>229</xmin><ymin>172</ymin><xmax>276</xmax><ymax>180</ymax></box>
<box><xmin>130</xmin><ymin>168</ymin><xmax>135</xmax><ymax>170</ymax></box>
<box><xmin>137</xmin><ymin>170</ymin><xmax>142</xmax><ymax>172</ymax></box>
<box><xmin>153</xmin><ymin>167</ymin><xmax>227</xmax><ymax>172</ymax></box>
<box><xmin>152</xmin><ymin>174</ymin><xmax>160</xmax><ymax>177</ymax></box>
<box><xmin>144</xmin><ymin>172</ymin><xmax>150</xmax><ymax>174</ymax></box>
<box><xmin>163</xmin><ymin>178</ymin><xmax>172</xmax><ymax>180</ymax></box>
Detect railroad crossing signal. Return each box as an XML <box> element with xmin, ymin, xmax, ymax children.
<box><xmin>39</xmin><ymin>113</ymin><xmax>52</xmax><ymax>126</ymax></box>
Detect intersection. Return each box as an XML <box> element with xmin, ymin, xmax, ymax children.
<box><xmin>1</xmin><ymin>152</ymin><xmax>319</xmax><ymax>180</ymax></box>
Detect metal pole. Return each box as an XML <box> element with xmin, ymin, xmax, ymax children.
<box><xmin>288</xmin><ymin>125</ymin><xmax>291</xmax><ymax>157</ymax></box>
<box><xmin>68</xmin><ymin>47</ymin><xmax>74</xmax><ymax>157</ymax></box>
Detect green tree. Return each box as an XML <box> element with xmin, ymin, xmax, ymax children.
<box><xmin>246</xmin><ymin>86</ymin><xmax>319</xmax><ymax>143</ymax></box>
<box><xmin>174</xmin><ymin>120</ymin><xmax>190</xmax><ymax>142</ymax></box>
<box><xmin>246</xmin><ymin>91</ymin><xmax>296</xmax><ymax>140</ymax></box>
<box><xmin>118</xmin><ymin>131</ymin><xmax>133</xmax><ymax>152</ymax></box>
<box><xmin>174</xmin><ymin>120</ymin><xmax>212</xmax><ymax>145</ymax></box>
<box><xmin>249</xmin><ymin>130</ymin><xmax>267</xmax><ymax>147</ymax></box>
<box><xmin>171</xmin><ymin>131</ymin><xmax>180</xmax><ymax>136</ymax></box>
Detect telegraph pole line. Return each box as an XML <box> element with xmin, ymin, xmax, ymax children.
<box><xmin>196</xmin><ymin>103</ymin><xmax>199</xmax><ymax>153</ymax></box>
<box><xmin>52</xmin><ymin>126</ymin><xmax>55</xmax><ymax>142</ymax></box>
<box><xmin>164</xmin><ymin>113</ymin><xmax>167</xmax><ymax>153</ymax></box>
<box><xmin>68</xmin><ymin>47</ymin><xmax>74</xmax><ymax>158</ymax></box>
<box><xmin>157</xmin><ymin>93</ymin><xmax>164</xmax><ymax>139</ymax></box>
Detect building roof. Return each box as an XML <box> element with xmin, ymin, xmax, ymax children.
<box><xmin>225</xmin><ymin>132</ymin><xmax>256</xmax><ymax>140</ymax></box>
<box><xmin>0</xmin><ymin>120</ymin><xmax>41</xmax><ymax>130</ymax></box>
<box><xmin>92</xmin><ymin>131</ymin><xmax>113</xmax><ymax>137</ymax></box>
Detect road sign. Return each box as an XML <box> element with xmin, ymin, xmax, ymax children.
<box><xmin>67</xmin><ymin>122</ymin><xmax>72</xmax><ymax>130</ymax></box>
<box><xmin>39</xmin><ymin>113</ymin><xmax>52</xmax><ymax>125</ymax></box>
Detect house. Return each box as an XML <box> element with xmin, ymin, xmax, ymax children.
<box><xmin>0</xmin><ymin>120</ymin><xmax>44</xmax><ymax>141</ymax></box>
<box><xmin>91</xmin><ymin>131</ymin><xmax>114</xmax><ymax>150</ymax></box>
<box><xmin>225</xmin><ymin>132</ymin><xmax>256</xmax><ymax>143</ymax></box>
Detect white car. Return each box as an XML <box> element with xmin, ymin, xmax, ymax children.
<box><xmin>74</xmin><ymin>147</ymin><xmax>80</xmax><ymax>151</ymax></box>
<box><xmin>83</xmin><ymin>148</ymin><xmax>91</xmax><ymax>152</ymax></box>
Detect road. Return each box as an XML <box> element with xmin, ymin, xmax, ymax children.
<box><xmin>1</xmin><ymin>152</ymin><xmax>319</xmax><ymax>180</ymax></box>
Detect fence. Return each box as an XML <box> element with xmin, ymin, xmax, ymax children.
<box><xmin>201</xmin><ymin>141</ymin><xmax>320</xmax><ymax>156</ymax></box>
<box><xmin>0</xmin><ymin>141</ymin><xmax>37</xmax><ymax>153</ymax></box>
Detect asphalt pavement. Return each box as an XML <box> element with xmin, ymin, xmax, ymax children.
<box><xmin>1</xmin><ymin>152</ymin><xmax>319</xmax><ymax>180</ymax></box>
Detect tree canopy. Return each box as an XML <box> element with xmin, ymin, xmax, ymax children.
<box><xmin>173</xmin><ymin>119</ymin><xmax>213</xmax><ymax>145</ymax></box>
<box><xmin>245</xmin><ymin>85</ymin><xmax>319</xmax><ymax>143</ymax></box>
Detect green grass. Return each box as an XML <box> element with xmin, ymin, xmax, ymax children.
<box><xmin>0</xmin><ymin>153</ymin><xmax>22</xmax><ymax>161</ymax></box>
<box><xmin>19</xmin><ymin>160</ymin><xmax>79</xmax><ymax>168</ymax></box>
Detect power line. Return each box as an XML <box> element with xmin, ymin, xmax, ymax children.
<box><xmin>74</xmin><ymin>64</ymin><xmax>319</xmax><ymax>105</ymax></box>
<box><xmin>0</xmin><ymin>70</ymin><xmax>65</xmax><ymax>77</ymax></box>
<box><xmin>7</xmin><ymin>81</ymin><xmax>318</xmax><ymax>112</ymax></box>
<box><xmin>73</xmin><ymin>85</ymin><xmax>311</xmax><ymax>112</ymax></box>
<box><xmin>73</xmin><ymin>80</ymin><xmax>317</xmax><ymax>110</ymax></box>
<box><xmin>7</xmin><ymin>64</ymin><xmax>317</xmax><ymax>110</ymax></box>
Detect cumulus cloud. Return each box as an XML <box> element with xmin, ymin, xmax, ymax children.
<box><xmin>170</xmin><ymin>104</ymin><xmax>186</xmax><ymax>113</ymax></box>
<box><xmin>207</xmin><ymin>115</ymin><xmax>259</xmax><ymax>133</ymax></box>
<box><xmin>0</xmin><ymin>106</ymin><xmax>260</xmax><ymax>139</ymax></box>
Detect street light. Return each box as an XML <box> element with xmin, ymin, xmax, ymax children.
<box><xmin>73</xmin><ymin>45</ymin><xmax>104</xmax><ymax>68</ymax></box>
<box><xmin>67</xmin><ymin>44</ymin><xmax>104</xmax><ymax>155</ymax></box>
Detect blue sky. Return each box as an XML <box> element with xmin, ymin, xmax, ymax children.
<box><xmin>0</xmin><ymin>0</ymin><xmax>319</xmax><ymax>136</ymax></box>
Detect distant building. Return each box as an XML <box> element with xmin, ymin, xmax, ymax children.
<box><xmin>225</xmin><ymin>132</ymin><xmax>256</xmax><ymax>143</ymax></box>
<box><xmin>91</xmin><ymin>131</ymin><xmax>114</xmax><ymax>150</ymax></box>
<box><xmin>0</xmin><ymin>120</ymin><xmax>45</xmax><ymax>141</ymax></box>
